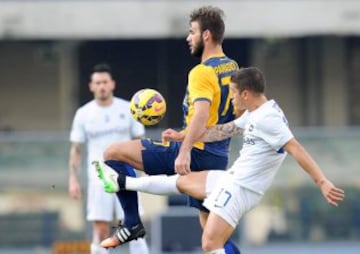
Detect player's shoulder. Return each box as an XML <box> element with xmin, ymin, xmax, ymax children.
<box><xmin>113</xmin><ymin>97</ymin><xmax>130</xmax><ymax>106</ymax></box>
<box><xmin>190</xmin><ymin>63</ymin><xmax>213</xmax><ymax>73</ymax></box>
<box><xmin>204</xmin><ymin>55</ymin><xmax>238</xmax><ymax>67</ymax></box>
<box><xmin>76</xmin><ymin>100</ymin><xmax>97</xmax><ymax>113</ymax></box>
<box><xmin>191</xmin><ymin>55</ymin><xmax>238</xmax><ymax>75</ymax></box>
<box><xmin>255</xmin><ymin>100</ymin><xmax>287</xmax><ymax>126</ymax></box>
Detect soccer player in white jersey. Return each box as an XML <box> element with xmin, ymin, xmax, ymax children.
<box><xmin>95</xmin><ymin>67</ymin><xmax>345</xmax><ymax>254</ymax></box>
<box><xmin>68</xmin><ymin>64</ymin><xmax>149</xmax><ymax>254</ymax></box>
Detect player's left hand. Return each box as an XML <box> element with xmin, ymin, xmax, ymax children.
<box><xmin>162</xmin><ymin>128</ymin><xmax>185</xmax><ymax>143</ymax></box>
<box><xmin>319</xmin><ymin>179</ymin><xmax>345</xmax><ymax>206</ymax></box>
<box><xmin>174</xmin><ymin>151</ymin><xmax>191</xmax><ymax>175</ymax></box>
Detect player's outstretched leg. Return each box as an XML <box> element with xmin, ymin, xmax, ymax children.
<box><xmin>94</xmin><ymin>161</ymin><xmax>241</xmax><ymax>253</ymax></box>
<box><xmin>93</xmin><ymin>160</ymin><xmax>145</xmax><ymax>247</ymax></box>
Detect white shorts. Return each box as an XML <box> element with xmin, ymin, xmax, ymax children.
<box><xmin>203</xmin><ymin>171</ymin><xmax>263</xmax><ymax>228</ymax></box>
<box><xmin>86</xmin><ymin>182</ymin><xmax>144</xmax><ymax>222</ymax></box>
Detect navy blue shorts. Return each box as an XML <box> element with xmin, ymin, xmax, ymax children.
<box><xmin>141</xmin><ymin>138</ymin><xmax>228</xmax><ymax>211</ymax></box>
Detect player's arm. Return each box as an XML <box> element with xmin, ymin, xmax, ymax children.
<box><xmin>68</xmin><ymin>142</ymin><xmax>82</xmax><ymax>199</ymax></box>
<box><xmin>201</xmin><ymin>121</ymin><xmax>244</xmax><ymax>142</ymax></box>
<box><xmin>284</xmin><ymin>138</ymin><xmax>345</xmax><ymax>206</ymax></box>
<box><xmin>162</xmin><ymin>128</ymin><xmax>185</xmax><ymax>143</ymax></box>
<box><xmin>181</xmin><ymin>100</ymin><xmax>210</xmax><ymax>146</ymax></box>
<box><xmin>176</xmin><ymin>100</ymin><xmax>210</xmax><ymax>175</ymax></box>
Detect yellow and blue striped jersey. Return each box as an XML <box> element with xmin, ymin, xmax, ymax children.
<box><xmin>182</xmin><ymin>54</ymin><xmax>239</xmax><ymax>156</ymax></box>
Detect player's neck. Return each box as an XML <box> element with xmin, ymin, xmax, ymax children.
<box><xmin>96</xmin><ymin>96</ymin><xmax>114</xmax><ymax>107</ymax></box>
<box><xmin>248</xmin><ymin>95</ymin><xmax>268</xmax><ymax>112</ymax></box>
<box><xmin>201</xmin><ymin>44</ymin><xmax>224</xmax><ymax>62</ymax></box>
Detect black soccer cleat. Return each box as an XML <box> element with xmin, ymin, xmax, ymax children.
<box><xmin>100</xmin><ymin>222</ymin><xmax>146</xmax><ymax>248</ymax></box>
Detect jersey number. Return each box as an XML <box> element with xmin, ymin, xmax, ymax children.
<box><xmin>214</xmin><ymin>188</ymin><xmax>232</xmax><ymax>208</ymax></box>
<box><xmin>220</xmin><ymin>76</ymin><xmax>231</xmax><ymax>116</ymax></box>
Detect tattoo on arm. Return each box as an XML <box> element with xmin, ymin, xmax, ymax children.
<box><xmin>202</xmin><ymin>122</ymin><xmax>244</xmax><ymax>142</ymax></box>
<box><xmin>69</xmin><ymin>143</ymin><xmax>82</xmax><ymax>176</ymax></box>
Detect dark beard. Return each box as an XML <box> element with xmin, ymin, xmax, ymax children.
<box><xmin>191</xmin><ymin>39</ymin><xmax>204</xmax><ymax>58</ymax></box>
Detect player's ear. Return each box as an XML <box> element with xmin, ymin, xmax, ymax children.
<box><xmin>88</xmin><ymin>82</ymin><xmax>94</xmax><ymax>92</ymax></box>
<box><xmin>202</xmin><ymin>29</ymin><xmax>210</xmax><ymax>41</ymax></box>
<box><xmin>241</xmin><ymin>89</ymin><xmax>248</xmax><ymax>99</ymax></box>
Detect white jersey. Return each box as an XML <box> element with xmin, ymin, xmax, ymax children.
<box><xmin>229</xmin><ymin>99</ymin><xmax>294</xmax><ymax>195</ymax></box>
<box><xmin>70</xmin><ymin>97</ymin><xmax>145</xmax><ymax>183</ymax></box>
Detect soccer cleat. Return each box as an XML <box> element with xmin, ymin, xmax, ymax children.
<box><xmin>100</xmin><ymin>223</ymin><xmax>146</xmax><ymax>248</ymax></box>
<box><xmin>92</xmin><ymin>160</ymin><xmax>120</xmax><ymax>193</ymax></box>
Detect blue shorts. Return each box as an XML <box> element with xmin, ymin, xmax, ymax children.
<box><xmin>141</xmin><ymin>139</ymin><xmax>228</xmax><ymax>211</ymax></box>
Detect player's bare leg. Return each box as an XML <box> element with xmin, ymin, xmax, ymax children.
<box><xmin>202</xmin><ymin>213</ymin><xmax>234</xmax><ymax>253</ymax></box>
<box><xmin>103</xmin><ymin>139</ymin><xmax>144</xmax><ymax>170</ymax></box>
<box><xmin>176</xmin><ymin>171</ymin><xmax>208</xmax><ymax>200</ymax></box>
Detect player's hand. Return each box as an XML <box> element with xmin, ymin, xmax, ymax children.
<box><xmin>68</xmin><ymin>176</ymin><xmax>82</xmax><ymax>199</ymax></box>
<box><xmin>162</xmin><ymin>128</ymin><xmax>185</xmax><ymax>143</ymax></box>
<box><xmin>174</xmin><ymin>151</ymin><xmax>191</xmax><ymax>175</ymax></box>
<box><xmin>318</xmin><ymin>179</ymin><xmax>345</xmax><ymax>206</ymax></box>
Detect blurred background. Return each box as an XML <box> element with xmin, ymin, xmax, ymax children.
<box><xmin>0</xmin><ymin>0</ymin><xmax>359</xmax><ymax>253</ymax></box>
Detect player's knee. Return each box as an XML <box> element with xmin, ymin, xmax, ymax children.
<box><xmin>202</xmin><ymin>233</ymin><xmax>217</xmax><ymax>252</ymax></box>
<box><xmin>103</xmin><ymin>143</ymin><xmax>122</xmax><ymax>160</ymax></box>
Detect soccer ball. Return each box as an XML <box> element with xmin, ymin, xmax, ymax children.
<box><xmin>130</xmin><ymin>88</ymin><xmax>166</xmax><ymax>126</ymax></box>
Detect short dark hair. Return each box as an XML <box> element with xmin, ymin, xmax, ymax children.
<box><xmin>92</xmin><ymin>63</ymin><xmax>113</xmax><ymax>78</ymax></box>
<box><xmin>189</xmin><ymin>6</ymin><xmax>225</xmax><ymax>44</ymax></box>
<box><xmin>231</xmin><ymin>67</ymin><xmax>266</xmax><ymax>94</ymax></box>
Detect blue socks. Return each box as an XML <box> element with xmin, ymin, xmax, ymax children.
<box><xmin>224</xmin><ymin>240</ymin><xmax>241</xmax><ymax>254</ymax></box>
<box><xmin>104</xmin><ymin>160</ymin><xmax>141</xmax><ymax>228</ymax></box>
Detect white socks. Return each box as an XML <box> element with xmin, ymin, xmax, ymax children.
<box><xmin>205</xmin><ymin>248</ymin><xmax>226</xmax><ymax>254</ymax></box>
<box><xmin>126</xmin><ymin>174</ymin><xmax>180</xmax><ymax>195</ymax></box>
<box><xmin>129</xmin><ymin>238</ymin><xmax>149</xmax><ymax>254</ymax></box>
<box><xmin>90</xmin><ymin>243</ymin><xmax>107</xmax><ymax>254</ymax></box>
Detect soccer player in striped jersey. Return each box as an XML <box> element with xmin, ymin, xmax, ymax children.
<box><xmin>97</xmin><ymin>6</ymin><xmax>241</xmax><ymax>253</ymax></box>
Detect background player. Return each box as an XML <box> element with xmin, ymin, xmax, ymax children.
<box><xmin>96</xmin><ymin>67</ymin><xmax>345</xmax><ymax>254</ymax></box>
<box><xmin>98</xmin><ymin>5</ymin><xmax>241</xmax><ymax>253</ymax></box>
<box><xmin>68</xmin><ymin>63</ymin><xmax>149</xmax><ymax>254</ymax></box>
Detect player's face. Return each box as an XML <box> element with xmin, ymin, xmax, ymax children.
<box><xmin>186</xmin><ymin>21</ymin><xmax>204</xmax><ymax>58</ymax></box>
<box><xmin>89</xmin><ymin>72</ymin><xmax>115</xmax><ymax>101</ymax></box>
<box><xmin>230</xmin><ymin>82</ymin><xmax>246</xmax><ymax>111</ymax></box>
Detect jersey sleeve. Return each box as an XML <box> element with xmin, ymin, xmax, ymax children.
<box><xmin>258</xmin><ymin>113</ymin><xmax>294</xmax><ymax>152</ymax></box>
<box><xmin>188</xmin><ymin>64</ymin><xmax>217</xmax><ymax>104</ymax></box>
<box><xmin>234</xmin><ymin>110</ymin><xmax>249</xmax><ymax>129</ymax></box>
<box><xmin>70</xmin><ymin>109</ymin><xmax>86</xmax><ymax>143</ymax></box>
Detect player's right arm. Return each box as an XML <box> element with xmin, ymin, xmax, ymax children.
<box><xmin>68</xmin><ymin>142</ymin><xmax>82</xmax><ymax>199</ymax></box>
<box><xmin>162</xmin><ymin>121</ymin><xmax>243</xmax><ymax>143</ymax></box>
<box><xmin>200</xmin><ymin>111</ymin><xmax>248</xmax><ymax>142</ymax></box>
<box><xmin>201</xmin><ymin>121</ymin><xmax>244</xmax><ymax>142</ymax></box>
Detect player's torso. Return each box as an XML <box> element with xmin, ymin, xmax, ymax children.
<box><xmin>81</xmin><ymin>99</ymin><xmax>134</xmax><ymax>158</ymax></box>
<box><xmin>183</xmin><ymin>55</ymin><xmax>239</xmax><ymax>155</ymax></box>
<box><xmin>231</xmin><ymin>100</ymin><xmax>288</xmax><ymax>193</ymax></box>
<box><xmin>239</xmin><ymin>101</ymin><xmax>287</xmax><ymax>162</ymax></box>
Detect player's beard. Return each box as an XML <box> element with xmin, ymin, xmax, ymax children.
<box><xmin>97</xmin><ymin>89</ymin><xmax>111</xmax><ymax>102</ymax></box>
<box><xmin>191</xmin><ymin>38</ymin><xmax>204</xmax><ymax>58</ymax></box>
